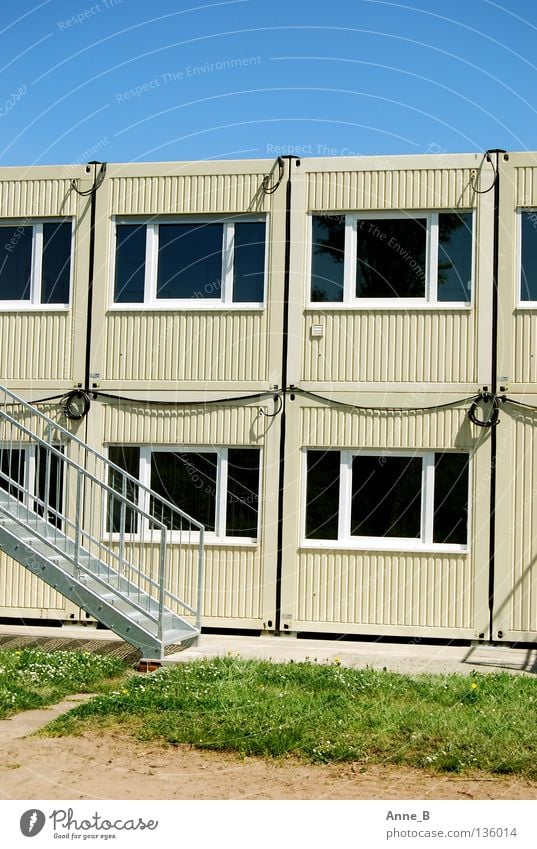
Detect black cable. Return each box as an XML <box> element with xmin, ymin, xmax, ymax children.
<box><xmin>259</xmin><ymin>394</ymin><xmax>283</xmax><ymax>417</ymax></box>
<box><xmin>94</xmin><ymin>390</ymin><xmax>277</xmax><ymax>406</ymax></box>
<box><xmin>262</xmin><ymin>157</ymin><xmax>284</xmax><ymax>194</ymax></box>
<box><xmin>295</xmin><ymin>387</ymin><xmax>480</xmax><ymax>413</ymax></box>
<box><xmin>467</xmin><ymin>392</ymin><xmax>501</xmax><ymax>428</ymax></box>
<box><xmin>470</xmin><ymin>150</ymin><xmax>498</xmax><ymax>195</ymax></box>
<box><xmin>60</xmin><ymin>389</ymin><xmax>92</xmax><ymax>420</ymax></box>
<box><xmin>70</xmin><ymin>162</ymin><xmax>107</xmax><ymax>197</ymax></box>
<box><xmin>503</xmin><ymin>398</ymin><xmax>537</xmax><ymax>412</ymax></box>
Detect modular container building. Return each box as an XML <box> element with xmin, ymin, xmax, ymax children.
<box><xmin>0</xmin><ymin>151</ymin><xmax>536</xmax><ymax>644</ymax></box>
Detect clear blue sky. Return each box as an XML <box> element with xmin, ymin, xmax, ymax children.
<box><xmin>1</xmin><ymin>0</ymin><xmax>536</xmax><ymax>166</ymax></box>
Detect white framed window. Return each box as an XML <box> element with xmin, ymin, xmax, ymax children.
<box><xmin>303</xmin><ymin>449</ymin><xmax>470</xmax><ymax>552</ymax></box>
<box><xmin>107</xmin><ymin>445</ymin><xmax>261</xmax><ymax>542</ymax></box>
<box><xmin>111</xmin><ymin>216</ymin><xmax>267</xmax><ymax>308</ymax></box>
<box><xmin>518</xmin><ymin>208</ymin><xmax>537</xmax><ymax>305</ymax></box>
<box><xmin>0</xmin><ymin>444</ymin><xmax>65</xmax><ymax>526</ymax></box>
<box><xmin>309</xmin><ymin>211</ymin><xmax>474</xmax><ymax>307</ymax></box>
<box><xmin>0</xmin><ymin>219</ymin><xmax>73</xmax><ymax>308</ymax></box>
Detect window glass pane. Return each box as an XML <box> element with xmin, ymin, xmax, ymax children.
<box><xmin>226</xmin><ymin>448</ymin><xmax>260</xmax><ymax>537</ymax></box>
<box><xmin>151</xmin><ymin>451</ymin><xmax>216</xmax><ymax>531</ymax></box>
<box><xmin>351</xmin><ymin>455</ymin><xmax>422</xmax><ymax>538</ymax></box>
<box><xmin>0</xmin><ymin>448</ymin><xmax>26</xmax><ymax>501</ymax></box>
<box><xmin>157</xmin><ymin>223</ymin><xmax>222</xmax><ymax>300</ymax></box>
<box><xmin>107</xmin><ymin>447</ymin><xmax>140</xmax><ymax>533</ymax></box>
<box><xmin>35</xmin><ymin>446</ymin><xmax>64</xmax><ymax>527</ymax></box>
<box><xmin>0</xmin><ymin>226</ymin><xmax>32</xmax><ymax>300</ymax></box>
<box><xmin>114</xmin><ymin>224</ymin><xmax>146</xmax><ymax>303</ymax></box>
<box><xmin>356</xmin><ymin>218</ymin><xmax>426</xmax><ymax>298</ymax></box>
<box><xmin>306</xmin><ymin>450</ymin><xmax>340</xmax><ymax>539</ymax></box>
<box><xmin>233</xmin><ymin>222</ymin><xmax>265</xmax><ymax>302</ymax></box>
<box><xmin>438</xmin><ymin>213</ymin><xmax>472</xmax><ymax>302</ymax></box>
<box><xmin>521</xmin><ymin>211</ymin><xmax>537</xmax><ymax>301</ymax></box>
<box><xmin>311</xmin><ymin>215</ymin><xmax>345</xmax><ymax>302</ymax></box>
<box><xmin>42</xmin><ymin>222</ymin><xmax>71</xmax><ymax>304</ymax></box>
<box><xmin>433</xmin><ymin>453</ymin><xmax>469</xmax><ymax>544</ymax></box>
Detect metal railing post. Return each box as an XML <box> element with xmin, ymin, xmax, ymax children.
<box><xmin>158</xmin><ymin>532</ymin><xmax>167</xmax><ymax>658</ymax></box>
<box><xmin>74</xmin><ymin>470</ymin><xmax>82</xmax><ymax>579</ymax></box>
<box><xmin>196</xmin><ymin>528</ymin><xmax>204</xmax><ymax>633</ymax></box>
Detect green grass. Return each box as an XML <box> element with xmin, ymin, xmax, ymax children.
<box><xmin>43</xmin><ymin>656</ymin><xmax>537</xmax><ymax>778</ymax></box>
<box><xmin>0</xmin><ymin>648</ymin><xmax>126</xmax><ymax>718</ymax></box>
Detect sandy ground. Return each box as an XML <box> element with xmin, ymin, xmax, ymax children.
<box><xmin>0</xmin><ymin>697</ymin><xmax>536</xmax><ymax>800</ymax></box>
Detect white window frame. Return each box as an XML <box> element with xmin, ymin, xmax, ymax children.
<box><xmin>301</xmin><ymin>448</ymin><xmax>470</xmax><ymax>553</ymax></box>
<box><xmin>517</xmin><ymin>207</ymin><xmax>537</xmax><ymax>308</ymax></box>
<box><xmin>307</xmin><ymin>210</ymin><xmax>474</xmax><ymax>309</ymax></box>
<box><xmin>0</xmin><ymin>218</ymin><xmax>73</xmax><ymax>310</ymax></box>
<box><xmin>109</xmin><ymin>216</ymin><xmax>268</xmax><ymax>310</ymax></box>
<box><xmin>107</xmin><ymin>445</ymin><xmax>261</xmax><ymax>544</ymax></box>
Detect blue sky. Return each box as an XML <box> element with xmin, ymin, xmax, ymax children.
<box><xmin>1</xmin><ymin>0</ymin><xmax>537</xmax><ymax>165</ymax></box>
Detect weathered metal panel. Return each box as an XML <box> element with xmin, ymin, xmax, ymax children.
<box><xmin>0</xmin><ymin>179</ymin><xmax>77</xmax><ymax>218</ymax></box>
<box><xmin>109</xmin><ymin>173</ymin><xmax>269</xmax><ymax>215</ymax></box>
<box><xmin>104</xmin><ymin>311</ymin><xmax>268</xmax><ymax>383</ymax></box>
<box><xmin>300</xmin><ymin>404</ymin><xmax>472</xmax><ymax>449</ymax></box>
<box><xmin>306</xmin><ymin>168</ymin><xmax>477</xmax><ymax>211</ymax></box>
<box><xmin>516</xmin><ymin>167</ymin><xmax>537</xmax><ymax>207</ymax></box>
<box><xmin>303</xmin><ymin>310</ymin><xmax>476</xmax><ymax>384</ymax></box>
<box><xmin>495</xmin><ymin>410</ymin><xmax>537</xmax><ymax>637</ymax></box>
<box><xmin>101</xmin><ymin>401</ymin><xmax>262</xmax><ymax>445</ymax></box>
<box><xmin>0</xmin><ymin>313</ymin><xmax>72</xmax><ymax>381</ymax></box>
<box><xmin>0</xmin><ymin>554</ymin><xmax>72</xmax><ymax>613</ymax></box>
<box><xmin>295</xmin><ymin>551</ymin><xmax>472</xmax><ymax>629</ymax></box>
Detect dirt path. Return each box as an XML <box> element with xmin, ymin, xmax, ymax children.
<box><xmin>0</xmin><ymin>699</ymin><xmax>536</xmax><ymax>800</ymax></box>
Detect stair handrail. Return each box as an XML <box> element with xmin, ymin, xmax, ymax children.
<box><xmin>0</xmin><ymin>385</ymin><xmax>204</xmax><ymax>531</ymax></box>
<box><xmin>0</xmin><ymin>384</ymin><xmax>205</xmax><ymax>640</ymax></box>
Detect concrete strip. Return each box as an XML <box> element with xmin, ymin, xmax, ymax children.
<box><xmin>0</xmin><ymin>695</ymin><xmax>93</xmax><ymax>743</ymax></box>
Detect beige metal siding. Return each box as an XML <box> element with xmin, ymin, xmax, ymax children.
<box><xmin>110</xmin><ymin>173</ymin><xmax>269</xmax><ymax>215</ymax></box>
<box><xmin>0</xmin><ymin>313</ymin><xmax>72</xmax><ymax>382</ymax></box>
<box><xmin>0</xmin><ymin>178</ymin><xmax>78</xmax><ymax>218</ymax></box>
<box><xmin>0</xmin><ymin>555</ymin><xmax>73</xmax><ymax>615</ymax></box>
<box><xmin>306</xmin><ymin>166</ymin><xmax>477</xmax><ymax>211</ymax></box>
<box><xmin>515</xmin><ymin>166</ymin><xmax>537</xmax><ymax>207</ymax></box>
<box><xmin>104</xmin><ymin>311</ymin><xmax>268</xmax><ymax>383</ymax></box>
<box><xmin>303</xmin><ymin>310</ymin><xmax>476</xmax><ymax>384</ymax></box>
<box><xmin>300</xmin><ymin>403</ymin><xmax>472</xmax><ymax>448</ymax></box>
<box><xmin>101</xmin><ymin>401</ymin><xmax>263</xmax><ymax>445</ymax></box>
<box><xmin>494</xmin><ymin>410</ymin><xmax>537</xmax><ymax>639</ymax></box>
<box><xmin>295</xmin><ymin>551</ymin><xmax>473</xmax><ymax>630</ymax></box>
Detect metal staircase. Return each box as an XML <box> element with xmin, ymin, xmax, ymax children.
<box><xmin>0</xmin><ymin>385</ymin><xmax>204</xmax><ymax>660</ymax></box>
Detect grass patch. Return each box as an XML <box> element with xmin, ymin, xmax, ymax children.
<box><xmin>0</xmin><ymin>648</ymin><xmax>126</xmax><ymax>718</ymax></box>
<box><xmin>44</xmin><ymin>656</ymin><xmax>537</xmax><ymax>777</ymax></box>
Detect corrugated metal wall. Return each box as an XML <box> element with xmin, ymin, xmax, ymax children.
<box><xmin>1</xmin><ymin>152</ymin><xmax>536</xmax><ymax>643</ymax></box>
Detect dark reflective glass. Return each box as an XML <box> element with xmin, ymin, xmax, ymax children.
<box><xmin>0</xmin><ymin>226</ymin><xmax>32</xmax><ymax>300</ymax></box>
<box><xmin>151</xmin><ymin>451</ymin><xmax>217</xmax><ymax>531</ymax></box>
<box><xmin>356</xmin><ymin>218</ymin><xmax>426</xmax><ymax>298</ymax></box>
<box><xmin>233</xmin><ymin>222</ymin><xmax>265</xmax><ymax>302</ymax></box>
<box><xmin>311</xmin><ymin>215</ymin><xmax>345</xmax><ymax>302</ymax></box>
<box><xmin>437</xmin><ymin>213</ymin><xmax>472</xmax><ymax>302</ymax></box>
<box><xmin>0</xmin><ymin>448</ymin><xmax>25</xmax><ymax>500</ymax></box>
<box><xmin>306</xmin><ymin>450</ymin><xmax>340</xmax><ymax>539</ymax></box>
<box><xmin>351</xmin><ymin>455</ymin><xmax>422</xmax><ymax>538</ymax></box>
<box><xmin>114</xmin><ymin>224</ymin><xmax>146</xmax><ymax>303</ymax></box>
<box><xmin>107</xmin><ymin>446</ymin><xmax>140</xmax><ymax>533</ymax></box>
<box><xmin>433</xmin><ymin>453</ymin><xmax>468</xmax><ymax>544</ymax></box>
<box><xmin>226</xmin><ymin>448</ymin><xmax>260</xmax><ymax>537</ymax></box>
<box><xmin>35</xmin><ymin>446</ymin><xmax>65</xmax><ymax>527</ymax></box>
<box><xmin>157</xmin><ymin>224</ymin><xmax>222</xmax><ymax>300</ymax></box>
<box><xmin>42</xmin><ymin>222</ymin><xmax>72</xmax><ymax>304</ymax></box>
<box><xmin>521</xmin><ymin>212</ymin><xmax>537</xmax><ymax>301</ymax></box>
